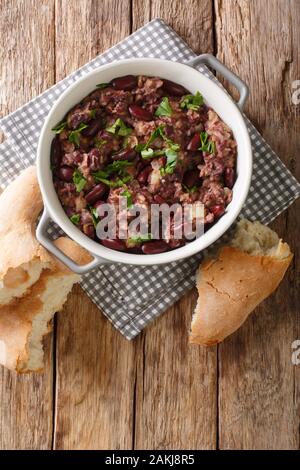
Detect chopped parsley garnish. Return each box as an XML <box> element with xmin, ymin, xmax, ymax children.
<box><xmin>198</xmin><ymin>131</ymin><xmax>216</xmax><ymax>154</ymax></box>
<box><xmin>160</xmin><ymin>150</ymin><xmax>178</xmax><ymax>176</ymax></box>
<box><xmin>96</xmin><ymin>83</ymin><xmax>110</xmax><ymax>89</ymax></box>
<box><xmin>128</xmin><ymin>233</ymin><xmax>153</xmax><ymax>243</ymax></box>
<box><xmin>140</xmin><ymin>148</ymin><xmax>165</xmax><ymax>159</ymax></box>
<box><xmin>137</xmin><ymin>125</ymin><xmax>180</xmax><ymax>170</ymax></box>
<box><xmin>88</xmin><ymin>205</ymin><xmax>100</xmax><ymax>228</ymax></box>
<box><xmin>155</xmin><ymin>97</ymin><xmax>173</xmax><ymax>117</ymax></box>
<box><xmin>72</xmin><ymin>169</ymin><xmax>87</xmax><ymax>192</ymax></box>
<box><xmin>89</xmin><ymin>109</ymin><xmax>97</xmax><ymax>119</ymax></box>
<box><xmin>121</xmin><ymin>189</ymin><xmax>133</xmax><ymax>208</ymax></box>
<box><xmin>94</xmin><ymin>138</ymin><xmax>107</xmax><ymax>149</ymax></box>
<box><xmin>68</xmin><ymin>123</ymin><xmax>88</xmax><ymax>146</ymax></box>
<box><xmin>180</xmin><ymin>91</ymin><xmax>204</xmax><ymax>111</ymax></box>
<box><xmin>93</xmin><ymin>160</ymin><xmax>133</xmax><ymax>180</ymax></box>
<box><xmin>70</xmin><ymin>214</ymin><xmax>80</xmax><ymax>225</ymax></box>
<box><xmin>93</xmin><ymin>161</ymin><xmax>133</xmax><ymax>188</ymax></box>
<box><xmin>135</xmin><ymin>125</ymin><xmax>166</xmax><ymax>152</ymax></box>
<box><xmin>183</xmin><ymin>184</ymin><xmax>198</xmax><ymax>194</ymax></box>
<box><xmin>94</xmin><ymin>175</ymin><xmax>132</xmax><ymax>188</ymax></box>
<box><xmin>52</xmin><ymin>121</ymin><xmax>67</xmax><ymax>134</ymax></box>
<box><xmin>106</xmin><ymin>118</ymin><xmax>133</xmax><ymax>136</ymax></box>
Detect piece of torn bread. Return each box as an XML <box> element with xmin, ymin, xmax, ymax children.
<box><xmin>190</xmin><ymin>219</ymin><xmax>293</xmax><ymax>346</ymax></box>
<box><xmin>0</xmin><ymin>166</ymin><xmax>53</xmax><ymax>305</ymax></box>
<box><xmin>0</xmin><ymin>237</ymin><xmax>92</xmax><ymax>373</ymax></box>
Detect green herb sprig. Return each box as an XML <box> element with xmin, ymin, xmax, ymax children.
<box><xmin>52</xmin><ymin>121</ymin><xmax>67</xmax><ymax>134</ymax></box>
<box><xmin>69</xmin><ymin>123</ymin><xmax>88</xmax><ymax>146</ymax></box>
<box><xmin>180</xmin><ymin>91</ymin><xmax>204</xmax><ymax>111</ymax></box>
<box><xmin>106</xmin><ymin>118</ymin><xmax>133</xmax><ymax>137</ymax></box>
<box><xmin>155</xmin><ymin>97</ymin><xmax>173</xmax><ymax>117</ymax></box>
<box><xmin>72</xmin><ymin>169</ymin><xmax>87</xmax><ymax>192</ymax></box>
<box><xmin>198</xmin><ymin>131</ymin><xmax>216</xmax><ymax>154</ymax></box>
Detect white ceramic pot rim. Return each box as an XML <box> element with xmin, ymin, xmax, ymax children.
<box><xmin>37</xmin><ymin>56</ymin><xmax>252</xmax><ymax>272</ymax></box>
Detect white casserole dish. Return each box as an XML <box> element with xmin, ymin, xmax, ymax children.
<box><xmin>36</xmin><ymin>54</ymin><xmax>252</xmax><ymax>273</ymax></box>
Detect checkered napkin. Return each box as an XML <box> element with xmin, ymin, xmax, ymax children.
<box><xmin>0</xmin><ymin>19</ymin><xmax>299</xmax><ymax>339</ymax></box>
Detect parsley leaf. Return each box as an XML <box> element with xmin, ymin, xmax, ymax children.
<box><xmin>161</xmin><ymin>149</ymin><xmax>178</xmax><ymax>175</ymax></box>
<box><xmin>135</xmin><ymin>125</ymin><xmax>166</xmax><ymax>152</ymax></box>
<box><xmin>96</xmin><ymin>83</ymin><xmax>110</xmax><ymax>89</ymax></box>
<box><xmin>155</xmin><ymin>97</ymin><xmax>173</xmax><ymax>117</ymax></box>
<box><xmin>52</xmin><ymin>121</ymin><xmax>67</xmax><ymax>134</ymax></box>
<box><xmin>94</xmin><ymin>175</ymin><xmax>132</xmax><ymax>188</ymax></box>
<box><xmin>72</xmin><ymin>169</ymin><xmax>87</xmax><ymax>192</ymax></box>
<box><xmin>180</xmin><ymin>91</ymin><xmax>204</xmax><ymax>111</ymax></box>
<box><xmin>94</xmin><ymin>138</ymin><xmax>107</xmax><ymax>149</ymax></box>
<box><xmin>183</xmin><ymin>184</ymin><xmax>198</xmax><ymax>194</ymax></box>
<box><xmin>106</xmin><ymin>118</ymin><xmax>133</xmax><ymax>136</ymax></box>
<box><xmin>93</xmin><ymin>160</ymin><xmax>133</xmax><ymax>180</ymax></box>
<box><xmin>69</xmin><ymin>123</ymin><xmax>89</xmax><ymax>146</ymax></box>
<box><xmin>70</xmin><ymin>214</ymin><xmax>80</xmax><ymax>225</ymax></box>
<box><xmin>93</xmin><ymin>161</ymin><xmax>133</xmax><ymax>188</ymax></box>
<box><xmin>141</xmin><ymin>148</ymin><xmax>154</xmax><ymax>159</ymax></box>
<box><xmin>88</xmin><ymin>205</ymin><xmax>100</xmax><ymax>228</ymax></box>
<box><xmin>198</xmin><ymin>131</ymin><xmax>216</xmax><ymax>154</ymax></box>
<box><xmin>140</xmin><ymin>148</ymin><xmax>166</xmax><ymax>159</ymax></box>
<box><xmin>89</xmin><ymin>109</ymin><xmax>97</xmax><ymax>119</ymax></box>
<box><xmin>121</xmin><ymin>189</ymin><xmax>133</xmax><ymax>208</ymax></box>
<box><xmin>128</xmin><ymin>233</ymin><xmax>153</xmax><ymax>243</ymax></box>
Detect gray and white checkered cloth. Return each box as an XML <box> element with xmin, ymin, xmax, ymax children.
<box><xmin>0</xmin><ymin>19</ymin><xmax>299</xmax><ymax>339</ymax></box>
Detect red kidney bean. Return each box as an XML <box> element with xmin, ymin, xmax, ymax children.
<box><xmin>58</xmin><ymin>166</ymin><xmax>74</xmax><ymax>182</ymax></box>
<box><xmin>128</xmin><ymin>104</ymin><xmax>153</xmax><ymax>121</ymax></box>
<box><xmin>137</xmin><ymin>165</ymin><xmax>152</xmax><ymax>185</ymax></box>
<box><xmin>162</xmin><ymin>79</ymin><xmax>188</xmax><ymax>97</ymax></box>
<box><xmin>112</xmin><ymin>148</ymin><xmax>137</xmax><ymax>161</ymax></box>
<box><xmin>50</xmin><ymin>137</ymin><xmax>62</xmax><ymax>167</ymax></box>
<box><xmin>83</xmin><ymin>224</ymin><xmax>95</xmax><ymax>239</ymax></box>
<box><xmin>224</xmin><ymin>167</ymin><xmax>235</xmax><ymax>189</ymax></box>
<box><xmin>186</xmin><ymin>133</ymin><xmax>200</xmax><ymax>151</ymax></box>
<box><xmin>101</xmin><ymin>239</ymin><xmax>127</xmax><ymax>251</ymax></box>
<box><xmin>182</xmin><ymin>169</ymin><xmax>200</xmax><ymax>188</ymax></box>
<box><xmin>210</xmin><ymin>205</ymin><xmax>225</xmax><ymax>218</ymax></box>
<box><xmin>82</xmin><ymin>119</ymin><xmax>103</xmax><ymax>137</ymax></box>
<box><xmin>127</xmin><ymin>246</ymin><xmax>143</xmax><ymax>254</ymax></box>
<box><xmin>85</xmin><ymin>184</ymin><xmax>108</xmax><ymax>204</ymax></box>
<box><xmin>111</xmin><ymin>75</ymin><xmax>137</xmax><ymax>91</ymax></box>
<box><xmin>142</xmin><ymin>240</ymin><xmax>169</xmax><ymax>254</ymax></box>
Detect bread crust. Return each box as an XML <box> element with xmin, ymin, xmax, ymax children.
<box><xmin>0</xmin><ymin>166</ymin><xmax>52</xmax><ymax>276</ymax></box>
<box><xmin>0</xmin><ymin>237</ymin><xmax>92</xmax><ymax>372</ymax></box>
<box><xmin>190</xmin><ymin>245</ymin><xmax>293</xmax><ymax>346</ymax></box>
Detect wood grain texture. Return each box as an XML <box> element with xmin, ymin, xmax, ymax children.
<box><xmin>132</xmin><ymin>0</ymin><xmax>214</xmax><ymax>55</ymax></box>
<box><xmin>133</xmin><ymin>0</ymin><xmax>217</xmax><ymax>450</ymax></box>
<box><xmin>54</xmin><ymin>286</ymin><xmax>135</xmax><ymax>449</ymax></box>
<box><xmin>0</xmin><ymin>1</ymin><xmax>55</xmax><ymax>449</ymax></box>
<box><xmin>134</xmin><ymin>289</ymin><xmax>217</xmax><ymax>450</ymax></box>
<box><xmin>0</xmin><ymin>0</ymin><xmax>299</xmax><ymax>451</ymax></box>
<box><xmin>53</xmin><ymin>0</ymin><xmax>135</xmax><ymax>450</ymax></box>
<box><xmin>215</xmin><ymin>0</ymin><xmax>300</xmax><ymax>449</ymax></box>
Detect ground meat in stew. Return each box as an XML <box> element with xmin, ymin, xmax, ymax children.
<box><xmin>51</xmin><ymin>75</ymin><xmax>237</xmax><ymax>254</ymax></box>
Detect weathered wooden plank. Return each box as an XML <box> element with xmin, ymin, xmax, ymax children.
<box><xmin>134</xmin><ymin>290</ymin><xmax>217</xmax><ymax>449</ymax></box>
<box><xmin>215</xmin><ymin>0</ymin><xmax>300</xmax><ymax>449</ymax></box>
<box><xmin>132</xmin><ymin>0</ymin><xmax>217</xmax><ymax>450</ymax></box>
<box><xmin>54</xmin><ymin>286</ymin><xmax>135</xmax><ymax>449</ymax></box>
<box><xmin>0</xmin><ymin>0</ymin><xmax>55</xmax><ymax>449</ymax></box>
<box><xmin>53</xmin><ymin>0</ymin><xmax>135</xmax><ymax>450</ymax></box>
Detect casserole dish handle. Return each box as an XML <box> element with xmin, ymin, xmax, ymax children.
<box><xmin>187</xmin><ymin>54</ymin><xmax>249</xmax><ymax>110</ymax></box>
<box><xmin>36</xmin><ymin>208</ymin><xmax>109</xmax><ymax>274</ymax></box>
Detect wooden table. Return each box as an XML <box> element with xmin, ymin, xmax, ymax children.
<box><xmin>0</xmin><ymin>0</ymin><xmax>299</xmax><ymax>450</ymax></box>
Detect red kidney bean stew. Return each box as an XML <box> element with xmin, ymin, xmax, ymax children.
<box><xmin>51</xmin><ymin>75</ymin><xmax>237</xmax><ymax>254</ymax></box>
